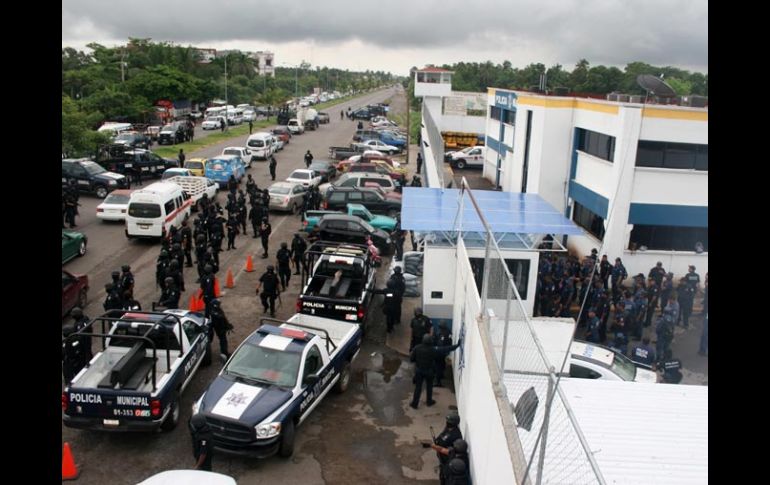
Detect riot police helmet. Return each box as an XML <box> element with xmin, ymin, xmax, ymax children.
<box><xmin>446</xmin><ymin>412</ymin><xmax>460</xmax><ymax>427</ymax></box>
<box><xmin>281</xmin><ymin>242</ymin><xmax>288</xmax><ymax>249</ymax></box>
<box><xmin>452</xmin><ymin>439</ymin><xmax>468</xmax><ymax>455</ymax></box>
<box><xmin>204</xmin><ymin>264</ymin><xmax>213</xmax><ymax>274</ymax></box>
<box><xmin>267</xmin><ymin>265</ymin><xmax>275</xmax><ymax>272</ymax></box>
<box><xmin>448</xmin><ymin>458</ymin><xmax>466</xmax><ymax>475</ymax></box>
<box><xmin>421</xmin><ymin>334</ymin><xmax>433</xmax><ymax>345</ymax></box>
<box><xmin>121</xmin><ymin>265</ymin><xmax>131</xmax><ymax>272</ymax></box>
<box><xmin>71</xmin><ymin>307</ymin><xmax>83</xmax><ymax>319</ymax></box>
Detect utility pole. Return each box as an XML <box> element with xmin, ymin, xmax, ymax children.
<box><xmin>405</xmin><ymin>88</ymin><xmax>410</xmax><ymax>165</ymax></box>
<box><xmin>224</xmin><ymin>55</ymin><xmax>229</xmax><ymax>131</ymax></box>
<box><xmin>120</xmin><ymin>49</ymin><xmax>126</xmax><ymax>83</ymax></box>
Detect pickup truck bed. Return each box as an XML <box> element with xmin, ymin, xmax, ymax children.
<box><xmin>284</xmin><ymin>314</ymin><xmax>360</xmax><ymax>358</ymax></box>
<box><xmin>74</xmin><ymin>346</ymin><xmax>181</xmax><ymax>393</ymax></box>
<box><xmin>304</xmin><ymin>275</ymin><xmax>362</xmax><ymax>300</ymax></box>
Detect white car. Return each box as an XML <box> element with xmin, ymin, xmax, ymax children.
<box><xmin>161</xmin><ymin>168</ymin><xmax>193</xmax><ymax>180</ymax></box>
<box><xmin>96</xmin><ymin>189</ymin><xmax>133</xmax><ymax>221</ymax></box>
<box><xmin>448</xmin><ymin>146</ymin><xmax>486</xmax><ymax>169</ymax></box>
<box><xmin>222</xmin><ymin>147</ymin><xmax>253</xmax><ymax>168</ymax></box>
<box><xmin>137</xmin><ymin>470</ymin><xmax>236</xmax><ymax>485</ymax></box>
<box><xmin>202</xmin><ymin>116</ymin><xmax>225</xmax><ymax>130</ymax></box>
<box><xmin>242</xmin><ymin>110</ymin><xmax>257</xmax><ymax>121</ymax></box>
<box><xmin>355</xmin><ymin>139</ymin><xmax>400</xmax><ymax>155</ymax></box>
<box><xmin>272</xmin><ymin>137</ymin><xmax>285</xmax><ymax>152</ymax></box>
<box><xmin>287</xmin><ymin>118</ymin><xmax>305</xmax><ymax>134</ymax></box>
<box><xmin>286</xmin><ymin>168</ymin><xmax>322</xmax><ymax>188</ymax></box>
<box><xmin>569</xmin><ymin>341</ymin><xmax>658</xmax><ymax>383</ymax></box>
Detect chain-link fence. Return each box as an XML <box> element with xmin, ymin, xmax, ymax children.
<box><xmin>456</xmin><ymin>178</ymin><xmax>606</xmax><ymax>485</ymax></box>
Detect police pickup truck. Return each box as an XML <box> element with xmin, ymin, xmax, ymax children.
<box><xmin>95</xmin><ymin>145</ymin><xmax>178</xmax><ymax>177</ymax></box>
<box><xmin>297</xmin><ymin>242</ymin><xmax>377</xmax><ymax>325</ymax></box>
<box><xmin>190</xmin><ymin>314</ymin><xmax>362</xmax><ymax>458</ymax></box>
<box><xmin>62</xmin><ymin>310</ymin><xmax>212</xmax><ymax>432</ymax></box>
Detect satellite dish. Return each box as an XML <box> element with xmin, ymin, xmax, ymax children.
<box><xmin>636</xmin><ymin>74</ymin><xmax>676</xmax><ymax>98</ymax></box>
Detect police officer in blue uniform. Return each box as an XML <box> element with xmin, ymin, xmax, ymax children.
<box><xmin>631</xmin><ymin>337</ymin><xmax>656</xmax><ymax>367</ymax></box>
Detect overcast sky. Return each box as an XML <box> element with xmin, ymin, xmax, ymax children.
<box><xmin>62</xmin><ymin>0</ymin><xmax>708</xmax><ymax>75</ymax></box>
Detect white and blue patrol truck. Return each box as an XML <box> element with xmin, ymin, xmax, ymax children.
<box><xmin>62</xmin><ymin>310</ymin><xmax>212</xmax><ymax>432</ymax></box>
<box><xmin>190</xmin><ymin>314</ymin><xmax>362</xmax><ymax>458</ymax></box>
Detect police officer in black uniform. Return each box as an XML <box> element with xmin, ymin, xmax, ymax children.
<box><xmin>388</xmin><ymin>267</ymin><xmax>406</xmax><ymax>324</ymax></box>
<box><xmin>260</xmin><ymin>218</ymin><xmax>272</xmax><ymax>258</ymax></box>
<box><xmin>70</xmin><ymin>307</ymin><xmax>93</xmax><ymax>362</ymax></box>
<box><xmin>103</xmin><ymin>283</ymin><xmax>123</xmax><ymax>311</ymax></box>
<box><xmin>120</xmin><ymin>264</ymin><xmax>135</xmax><ymax>301</ymax></box>
<box><xmin>257</xmin><ymin>265</ymin><xmax>280</xmax><ymax>316</ymax></box>
<box><xmin>157</xmin><ymin>277</ymin><xmax>181</xmax><ymax>310</ymax></box>
<box><xmin>433</xmin><ymin>413</ymin><xmax>463</xmax><ymax>482</ymax></box>
<box><xmin>372</xmin><ymin>280</ymin><xmax>400</xmax><ymax>333</ymax></box>
<box><xmin>445</xmin><ymin>459</ymin><xmax>469</xmax><ymax>485</ymax></box>
<box><xmin>410</xmin><ymin>307</ymin><xmax>432</xmax><ymax>352</ymax></box>
<box><xmin>276</xmin><ymin>242</ymin><xmax>292</xmax><ymax>290</ymax></box>
<box><xmin>434</xmin><ymin>323</ymin><xmax>453</xmax><ymax>387</ymax></box>
<box><xmin>209</xmin><ymin>299</ymin><xmax>232</xmax><ymax>360</ymax></box>
<box><xmin>156</xmin><ymin>249</ymin><xmax>170</xmax><ymax>292</ymax></box>
<box><xmin>189</xmin><ymin>414</ymin><xmax>213</xmax><ymax>471</ymax></box>
<box><xmin>410</xmin><ymin>335</ymin><xmax>460</xmax><ymax>409</ymax></box>
<box><xmin>237</xmin><ymin>199</ymin><xmax>248</xmax><ymax>235</ymax></box>
<box><xmin>304</xmin><ymin>150</ymin><xmax>313</xmax><ymax>169</ymax></box>
<box><xmin>110</xmin><ymin>270</ymin><xmax>123</xmax><ymax>304</ymax></box>
<box><xmin>200</xmin><ymin>265</ymin><xmax>216</xmax><ymax>317</ymax></box>
<box><xmin>246</xmin><ymin>174</ymin><xmax>258</xmax><ymax>197</ymax></box>
<box><xmin>226</xmin><ymin>213</ymin><xmax>239</xmax><ymax>250</ymax></box>
<box><xmin>181</xmin><ymin>219</ymin><xmax>194</xmax><ymax>267</ymax></box>
<box><xmin>62</xmin><ymin>324</ymin><xmax>87</xmax><ymax>383</ymax></box>
<box><xmin>249</xmin><ymin>201</ymin><xmax>261</xmax><ymax>239</ymax></box>
<box><xmin>269</xmin><ymin>155</ymin><xmax>277</xmax><ymax>181</ymax></box>
<box><xmin>167</xmin><ymin>258</ymin><xmax>186</xmax><ymax>292</ymax></box>
<box><xmin>290</xmin><ymin>233</ymin><xmax>308</xmax><ymax>275</ymax></box>
<box><xmin>416</xmin><ymin>152</ymin><xmax>423</xmax><ymax>174</ymax></box>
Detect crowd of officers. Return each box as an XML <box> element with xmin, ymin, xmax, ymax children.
<box><xmin>534</xmin><ymin>249</ymin><xmax>708</xmax><ymax>372</ymax></box>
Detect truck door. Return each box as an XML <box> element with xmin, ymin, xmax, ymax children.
<box><xmin>298</xmin><ymin>345</ymin><xmax>325</xmax><ymax>420</ymax></box>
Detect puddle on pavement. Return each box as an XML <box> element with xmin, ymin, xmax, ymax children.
<box><xmin>361</xmin><ymin>352</ymin><xmax>410</xmax><ymax>425</ymax></box>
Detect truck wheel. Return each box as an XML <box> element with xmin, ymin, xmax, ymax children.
<box><xmin>202</xmin><ymin>343</ymin><xmax>212</xmax><ymax>366</ymax></box>
<box><xmin>278</xmin><ymin>419</ymin><xmax>295</xmax><ymax>458</ymax></box>
<box><xmin>95</xmin><ymin>186</ymin><xmax>108</xmax><ymax>198</ymax></box>
<box><xmin>456</xmin><ymin>160</ymin><xmax>466</xmax><ymax>169</ymax></box>
<box><xmin>292</xmin><ymin>203</ymin><xmax>299</xmax><ymax>215</ymax></box>
<box><xmin>161</xmin><ymin>392</ymin><xmax>180</xmax><ymax>431</ymax></box>
<box><xmin>334</xmin><ymin>362</ymin><xmax>351</xmax><ymax>394</ymax></box>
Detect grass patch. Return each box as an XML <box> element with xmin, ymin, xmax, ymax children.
<box><xmin>390</xmin><ymin>110</ymin><xmax>421</xmax><ymax>141</ymax></box>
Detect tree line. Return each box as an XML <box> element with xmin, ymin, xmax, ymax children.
<box><xmin>62</xmin><ymin>38</ymin><xmax>395</xmax><ymax>156</ymax></box>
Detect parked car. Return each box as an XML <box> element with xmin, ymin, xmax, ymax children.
<box><xmin>339</xmin><ymin>161</ymin><xmax>407</xmax><ymax>183</ymax></box>
<box><xmin>144</xmin><ymin>125</ymin><xmax>161</xmax><ymax>141</ymax></box>
<box><xmin>321</xmin><ymin>172</ymin><xmax>400</xmax><ymax>196</ymax></box>
<box><xmin>184</xmin><ymin>158</ymin><xmax>207</xmax><ymax>177</ymax></box>
<box><xmin>448</xmin><ymin>146</ymin><xmax>486</xmax><ymax>169</ymax></box>
<box><xmin>287</xmin><ymin>118</ymin><xmax>305</xmax><ymax>134</ymax></box>
<box><xmin>317</xmin><ymin>112</ymin><xmax>331</xmax><ymax>124</ymax></box>
<box><xmin>96</xmin><ymin>189</ymin><xmax>133</xmax><ymax>222</ymax></box>
<box><xmin>62</xmin><ymin>158</ymin><xmax>128</xmax><ymax>198</ymax></box>
<box><xmin>242</xmin><ymin>109</ymin><xmax>257</xmax><ymax>121</ymax></box>
<box><xmin>271</xmin><ymin>127</ymin><xmax>291</xmax><ymax>144</ymax></box>
<box><xmin>62</xmin><ymin>230</ymin><xmax>87</xmax><ymax>264</ymax></box>
<box><xmin>205</xmin><ymin>155</ymin><xmax>246</xmax><ymax>188</ymax></box>
<box><xmin>158</xmin><ymin>122</ymin><xmax>186</xmax><ymax>145</ymax></box>
<box><xmin>161</xmin><ymin>167</ymin><xmax>194</xmax><ymax>180</ymax></box>
<box><xmin>222</xmin><ymin>146</ymin><xmax>254</xmax><ymax>168</ymax></box>
<box><xmin>272</xmin><ymin>137</ymin><xmax>285</xmax><ymax>152</ymax></box>
<box><xmin>354</xmin><ymin>139</ymin><xmax>400</xmax><ymax>155</ymax></box>
<box><xmin>286</xmin><ymin>168</ymin><xmax>322</xmax><ymax>188</ymax></box>
<box><xmin>202</xmin><ymin>116</ymin><xmax>226</xmax><ymax>130</ymax></box>
<box><xmin>62</xmin><ymin>269</ymin><xmax>88</xmax><ymax>317</ymax></box>
<box><xmin>267</xmin><ymin>181</ymin><xmax>308</xmax><ymax>213</ymax></box>
<box><xmin>113</xmin><ymin>131</ymin><xmax>151</xmax><ymax>150</ymax></box>
<box><xmin>310</xmin><ymin>214</ymin><xmax>391</xmax><ymax>254</ymax></box>
<box><xmin>323</xmin><ymin>186</ymin><xmax>402</xmax><ymax>217</ymax></box>
<box><xmin>309</xmin><ymin>160</ymin><xmax>337</xmax><ymax>183</ymax></box>
<box><xmin>569</xmin><ymin>341</ymin><xmax>659</xmax><ymax>383</ymax></box>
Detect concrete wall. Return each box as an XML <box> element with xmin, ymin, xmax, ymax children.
<box><xmin>452</xmin><ymin>239</ymin><xmax>520</xmax><ymax>485</ymax></box>
<box><xmin>441</xmin><ymin>114</ymin><xmax>486</xmax><ymax>134</ymax></box>
<box><xmin>422</xmin><ymin>245</ymin><xmax>457</xmax><ymax>319</ymax></box>
<box><xmin>631</xmin><ymin>168</ymin><xmax>708</xmax><ymax>206</ymax></box>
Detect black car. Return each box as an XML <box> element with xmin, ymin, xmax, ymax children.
<box><xmin>351</xmin><ymin>109</ymin><xmax>372</xmax><ymax>120</ymax></box>
<box><xmin>157</xmin><ymin>122</ymin><xmax>186</xmax><ymax>145</ymax></box>
<box><xmin>312</xmin><ymin>215</ymin><xmax>391</xmax><ymax>254</ymax></box>
<box><xmin>62</xmin><ymin>158</ymin><xmax>128</xmax><ymax>198</ymax></box>
<box><xmin>324</xmin><ymin>186</ymin><xmax>401</xmax><ymax>217</ymax></box>
<box><xmin>113</xmin><ymin>132</ymin><xmax>150</xmax><ymax>150</ymax></box>
<box><xmin>95</xmin><ymin>145</ymin><xmax>178</xmax><ymax>177</ymax></box>
<box><xmin>309</xmin><ymin>160</ymin><xmax>337</xmax><ymax>183</ymax></box>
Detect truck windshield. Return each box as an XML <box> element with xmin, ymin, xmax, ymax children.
<box><xmin>225</xmin><ymin>343</ymin><xmax>300</xmax><ymax>388</ymax></box>
<box><xmin>82</xmin><ymin>162</ymin><xmax>106</xmax><ymax>175</ymax></box>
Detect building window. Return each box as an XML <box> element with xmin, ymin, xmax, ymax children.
<box><xmin>490</xmin><ymin>106</ymin><xmax>502</xmax><ymax>121</ymax></box>
<box><xmin>629</xmin><ymin>225</ymin><xmax>708</xmax><ymax>252</ymax></box>
<box><xmin>636</xmin><ymin>141</ymin><xmax>708</xmax><ymax>171</ymax></box>
<box><xmin>502</xmin><ymin>109</ymin><xmax>515</xmax><ymax>126</ymax></box>
<box><xmin>572</xmin><ymin>202</ymin><xmax>605</xmax><ymax>240</ymax></box>
<box><xmin>576</xmin><ymin>128</ymin><xmax>615</xmax><ymax>162</ymax></box>
<box><xmin>469</xmin><ymin>258</ymin><xmax>530</xmax><ymax>300</ymax></box>
<box><xmin>265</xmin><ymin>58</ymin><xmax>272</xmax><ymax>67</ymax></box>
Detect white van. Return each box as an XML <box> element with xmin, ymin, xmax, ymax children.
<box><xmin>97</xmin><ymin>122</ymin><xmax>133</xmax><ymax>137</ymax></box>
<box><xmin>125</xmin><ymin>181</ymin><xmax>193</xmax><ymax>239</ymax></box>
<box><xmin>245</xmin><ymin>132</ymin><xmax>275</xmax><ymax>161</ymax></box>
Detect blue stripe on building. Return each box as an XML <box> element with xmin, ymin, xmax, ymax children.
<box><xmin>487</xmin><ymin>136</ymin><xmax>511</xmax><ymax>155</ymax></box>
<box><xmin>568</xmin><ymin>181</ymin><xmax>609</xmax><ymax>219</ymax></box>
<box><xmin>628</xmin><ymin>203</ymin><xmax>708</xmax><ymax>228</ymax></box>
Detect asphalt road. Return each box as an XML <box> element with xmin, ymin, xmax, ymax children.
<box><xmin>62</xmin><ymin>86</ymin><xmax>454</xmax><ymax>485</ymax></box>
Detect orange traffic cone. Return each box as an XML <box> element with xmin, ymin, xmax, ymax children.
<box><xmin>214</xmin><ymin>277</ymin><xmax>222</xmax><ymax>297</ymax></box>
<box><xmin>225</xmin><ymin>269</ymin><xmax>235</xmax><ymax>289</ymax></box>
<box><xmin>196</xmin><ymin>295</ymin><xmax>206</xmax><ymax>312</ymax></box>
<box><xmin>62</xmin><ymin>442</ymin><xmax>80</xmax><ymax>480</ymax></box>
<box><xmin>245</xmin><ymin>255</ymin><xmax>254</xmax><ymax>273</ymax></box>
<box><xmin>188</xmin><ymin>294</ymin><xmax>198</xmax><ymax>311</ymax></box>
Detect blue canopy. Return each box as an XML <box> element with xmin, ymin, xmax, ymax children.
<box><xmin>400</xmin><ymin>188</ymin><xmax>584</xmax><ymax>235</ymax></box>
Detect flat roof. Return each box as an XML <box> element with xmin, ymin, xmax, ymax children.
<box><xmin>503</xmin><ymin>376</ymin><xmax>708</xmax><ymax>484</ymax></box>
<box><xmin>400</xmin><ymin>188</ymin><xmax>583</xmax><ymax>235</ymax></box>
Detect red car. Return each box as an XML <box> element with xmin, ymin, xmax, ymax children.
<box><xmin>62</xmin><ymin>269</ymin><xmax>89</xmax><ymax>318</ymax></box>
<box><xmin>271</xmin><ymin>127</ymin><xmax>292</xmax><ymax>144</ymax></box>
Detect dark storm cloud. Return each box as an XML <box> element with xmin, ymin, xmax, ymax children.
<box><xmin>62</xmin><ymin>0</ymin><xmax>707</xmax><ymax>70</ymax></box>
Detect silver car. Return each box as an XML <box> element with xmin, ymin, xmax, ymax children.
<box><xmin>268</xmin><ymin>181</ymin><xmax>308</xmax><ymax>213</ymax></box>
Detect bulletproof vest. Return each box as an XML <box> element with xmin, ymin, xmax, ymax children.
<box><xmin>277</xmin><ymin>249</ymin><xmax>291</xmax><ymax>265</ymax></box>
<box><xmin>261</xmin><ymin>273</ymin><xmax>279</xmax><ymax>293</ymax></box>
<box><xmin>435</xmin><ymin>426</ymin><xmax>463</xmax><ymax>450</ymax></box>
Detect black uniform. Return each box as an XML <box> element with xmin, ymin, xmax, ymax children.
<box><xmin>410</xmin><ymin>313</ymin><xmax>432</xmax><ymax>351</ymax></box>
<box><xmin>258</xmin><ymin>269</ymin><xmax>280</xmax><ymax>316</ymax></box>
<box><xmin>249</xmin><ymin>204</ymin><xmax>261</xmax><ymax>238</ymax></box>
<box><xmin>72</xmin><ymin>312</ymin><xmax>93</xmax><ymax>362</ymax></box>
<box><xmin>62</xmin><ymin>325</ymin><xmax>88</xmax><ymax>382</ymax></box>
<box><xmin>416</xmin><ymin>152</ymin><xmax>423</xmax><ymax>174</ymax></box>
<box><xmin>410</xmin><ymin>336</ymin><xmax>460</xmax><ymax>408</ymax></box>
<box><xmin>226</xmin><ymin>217</ymin><xmax>239</xmax><ymax>250</ymax></box>
<box><xmin>290</xmin><ymin>235</ymin><xmax>308</xmax><ymax>275</ymax></box>
<box><xmin>181</xmin><ymin>224</ymin><xmax>194</xmax><ymax>267</ymax></box>
<box><xmin>190</xmin><ymin>415</ymin><xmax>213</xmax><ymax>471</ymax></box>
<box><xmin>260</xmin><ymin>221</ymin><xmax>272</xmax><ymax>257</ymax></box>
<box><xmin>103</xmin><ymin>284</ymin><xmax>123</xmax><ymax>311</ymax></box>
<box><xmin>434</xmin><ymin>422</ymin><xmax>463</xmax><ymax>481</ymax></box>
<box><xmin>209</xmin><ymin>302</ymin><xmax>232</xmax><ymax>358</ymax></box>
<box><xmin>388</xmin><ymin>271</ymin><xmax>406</xmax><ymax>323</ymax></box>
<box><xmin>304</xmin><ymin>151</ymin><xmax>313</xmax><ymax>168</ymax></box>
<box><xmin>158</xmin><ymin>282</ymin><xmax>181</xmax><ymax>310</ymax></box>
<box><xmin>200</xmin><ymin>272</ymin><xmax>216</xmax><ymax>317</ymax></box>
<box><xmin>276</xmin><ymin>247</ymin><xmax>292</xmax><ymax>289</ymax></box>
<box><xmin>269</xmin><ymin>156</ymin><xmax>277</xmax><ymax>180</ymax></box>
<box><xmin>434</xmin><ymin>328</ymin><xmax>453</xmax><ymax>386</ymax></box>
